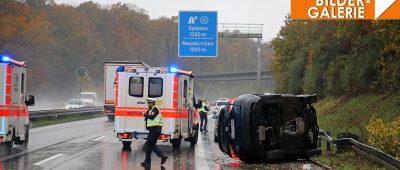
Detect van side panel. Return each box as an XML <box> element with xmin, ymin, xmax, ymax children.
<box><xmin>164</xmin><ymin>74</ymin><xmax>178</xmax><ymax>138</ymax></box>
<box><xmin>0</xmin><ymin>64</ymin><xmax>29</xmax><ymax>142</ymax></box>
<box><xmin>0</xmin><ymin>65</ymin><xmax>7</xmax><ymax>137</ymax></box>
<box><xmin>8</xmin><ymin>65</ymin><xmax>17</xmax><ymax>138</ymax></box>
<box><xmin>16</xmin><ymin>67</ymin><xmax>28</xmax><ymax>139</ymax></box>
<box><xmin>115</xmin><ymin>72</ymin><xmax>126</xmax><ymax>133</ymax></box>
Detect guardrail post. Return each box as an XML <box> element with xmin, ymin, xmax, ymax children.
<box><xmin>318</xmin><ymin>136</ymin><xmax>322</xmax><ymax>147</ymax></box>
<box><xmin>326</xmin><ymin>131</ymin><xmax>331</xmax><ymax>151</ymax></box>
<box><xmin>337</xmin><ymin>133</ymin><xmax>343</xmax><ymax>154</ymax></box>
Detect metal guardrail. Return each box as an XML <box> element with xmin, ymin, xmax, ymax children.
<box><xmin>319</xmin><ymin>129</ymin><xmax>400</xmax><ymax>170</ymax></box>
<box><xmin>29</xmin><ymin>107</ymin><xmax>103</xmax><ymax>119</ymax></box>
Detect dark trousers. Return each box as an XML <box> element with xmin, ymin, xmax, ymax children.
<box><xmin>144</xmin><ymin>126</ymin><xmax>164</xmax><ymax>162</ymax></box>
<box><xmin>200</xmin><ymin>111</ymin><xmax>208</xmax><ymax>131</ymax></box>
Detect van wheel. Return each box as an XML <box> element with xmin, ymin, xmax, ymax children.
<box><xmin>107</xmin><ymin>115</ymin><xmax>115</xmax><ymax>121</ymax></box>
<box><xmin>0</xmin><ymin>141</ymin><xmax>12</xmax><ymax>153</ymax></box>
<box><xmin>171</xmin><ymin>138</ymin><xmax>181</xmax><ymax>149</ymax></box>
<box><xmin>122</xmin><ymin>141</ymin><xmax>131</xmax><ymax>148</ymax></box>
<box><xmin>190</xmin><ymin>129</ymin><xmax>199</xmax><ymax>145</ymax></box>
<box><xmin>24</xmin><ymin>125</ymin><xmax>29</xmax><ymax>148</ymax></box>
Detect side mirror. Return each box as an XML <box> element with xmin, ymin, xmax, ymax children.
<box><xmin>26</xmin><ymin>95</ymin><xmax>35</xmax><ymax>106</ymax></box>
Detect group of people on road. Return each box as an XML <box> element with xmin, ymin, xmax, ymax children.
<box><xmin>140</xmin><ymin>98</ymin><xmax>210</xmax><ymax>167</ymax></box>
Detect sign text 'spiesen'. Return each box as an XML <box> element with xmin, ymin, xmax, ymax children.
<box><xmin>308</xmin><ymin>0</ymin><xmax>371</xmax><ymax>19</ymax></box>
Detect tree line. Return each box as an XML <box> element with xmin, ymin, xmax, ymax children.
<box><xmin>0</xmin><ymin>0</ymin><xmax>271</xmax><ymax>101</ymax></box>
<box><xmin>271</xmin><ymin>16</ymin><xmax>400</xmax><ymax>96</ymax></box>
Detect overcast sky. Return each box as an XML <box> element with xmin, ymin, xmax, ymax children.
<box><xmin>54</xmin><ymin>0</ymin><xmax>290</xmax><ymax>41</ymax></box>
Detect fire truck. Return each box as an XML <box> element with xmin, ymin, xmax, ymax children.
<box><xmin>114</xmin><ymin>65</ymin><xmax>199</xmax><ymax>148</ymax></box>
<box><xmin>0</xmin><ymin>56</ymin><xmax>35</xmax><ymax>152</ymax></box>
<box><xmin>104</xmin><ymin>61</ymin><xmax>150</xmax><ymax>121</ymax></box>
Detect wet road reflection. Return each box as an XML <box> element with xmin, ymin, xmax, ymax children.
<box><xmin>51</xmin><ymin>139</ymin><xmax>199</xmax><ymax>170</ymax></box>
<box><xmin>0</xmin><ymin>118</ymin><xmax>324</xmax><ymax>170</ymax></box>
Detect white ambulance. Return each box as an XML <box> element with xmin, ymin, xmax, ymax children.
<box><xmin>104</xmin><ymin>61</ymin><xmax>150</xmax><ymax>121</ymax></box>
<box><xmin>0</xmin><ymin>56</ymin><xmax>35</xmax><ymax>151</ymax></box>
<box><xmin>114</xmin><ymin>65</ymin><xmax>199</xmax><ymax>148</ymax></box>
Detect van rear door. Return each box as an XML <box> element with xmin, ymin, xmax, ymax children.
<box><xmin>147</xmin><ymin>73</ymin><xmax>167</xmax><ymax>133</ymax></box>
<box><xmin>122</xmin><ymin>72</ymin><xmax>148</xmax><ymax>133</ymax></box>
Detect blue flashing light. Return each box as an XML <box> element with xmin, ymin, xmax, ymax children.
<box><xmin>1</xmin><ymin>56</ymin><xmax>10</xmax><ymax>62</ymax></box>
<box><xmin>116</xmin><ymin>66</ymin><xmax>125</xmax><ymax>72</ymax></box>
<box><xmin>170</xmin><ymin>67</ymin><xmax>178</xmax><ymax>73</ymax></box>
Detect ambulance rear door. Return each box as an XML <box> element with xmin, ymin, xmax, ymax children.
<box><xmin>122</xmin><ymin>69</ymin><xmax>166</xmax><ymax>134</ymax></box>
<box><xmin>117</xmin><ymin>71</ymin><xmax>148</xmax><ymax>133</ymax></box>
<box><xmin>146</xmin><ymin>69</ymin><xmax>168</xmax><ymax>134</ymax></box>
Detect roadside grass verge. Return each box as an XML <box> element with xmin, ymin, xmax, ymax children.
<box><xmin>313</xmin><ymin>143</ymin><xmax>384</xmax><ymax>169</ymax></box>
<box><xmin>30</xmin><ymin>113</ymin><xmax>106</xmax><ymax>128</ymax></box>
<box><xmin>313</xmin><ymin>93</ymin><xmax>400</xmax><ymax>169</ymax></box>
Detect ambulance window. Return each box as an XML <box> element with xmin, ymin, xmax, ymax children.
<box><xmin>148</xmin><ymin>77</ymin><xmax>163</xmax><ymax>98</ymax></box>
<box><xmin>129</xmin><ymin>77</ymin><xmax>144</xmax><ymax>97</ymax></box>
<box><xmin>184</xmin><ymin>80</ymin><xmax>188</xmax><ymax>98</ymax></box>
<box><xmin>21</xmin><ymin>73</ymin><xmax>25</xmax><ymax>93</ymax></box>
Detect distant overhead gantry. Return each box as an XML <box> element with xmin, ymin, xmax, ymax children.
<box><xmin>217</xmin><ymin>23</ymin><xmax>264</xmax><ymax>93</ymax></box>
<box><xmin>218</xmin><ymin>23</ymin><xmax>263</xmax><ymax>38</ymax></box>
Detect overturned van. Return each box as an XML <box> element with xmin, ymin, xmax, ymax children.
<box><xmin>216</xmin><ymin>94</ymin><xmax>321</xmax><ymax>163</ymax></box>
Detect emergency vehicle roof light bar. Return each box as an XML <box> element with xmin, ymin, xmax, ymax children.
<box><xmin>169</xmin><ymin>67</ymin><xmax>193</xmax><ymax>76</ymax></box>
<box><xmin>1</xmin><ymin>56</ymin><xmax>26</xmax><ymax>66</ymax></box>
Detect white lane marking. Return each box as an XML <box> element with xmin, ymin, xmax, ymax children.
<box><xmin>207</xmin><ymin>115</ymin><xmax>214</xmax><ymax>119</ymax></box>
<box><xmin>34</xmin><ymin>154</ymin><xmax>64</xmax><ymax>166</ymax></box>
<box><xmin>92</xmin><ymin>136</ymin><xmax>106</xmax><ymax>141</ymax></box>
<box><xmin>195</xmin><ymin>132</ymin><xmax>211</xmax><ymax>170</ymax></box>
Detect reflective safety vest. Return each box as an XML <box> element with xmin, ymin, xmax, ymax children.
<box><xmin>147</xmin><ymin>106</ymin><xmax>163</xmax><ymax>127</ymax></box>
<box><xmin>198</xmin><ymin>103</ymin><xmax>207</xmax><ymax>113</ymax></box>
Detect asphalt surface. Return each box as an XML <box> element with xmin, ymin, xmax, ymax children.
<box><xmin>0</xmin><ymin>116</ymin><xmax>324</xmax><ymax>170</ymax></box>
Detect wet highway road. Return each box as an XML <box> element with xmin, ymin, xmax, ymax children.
<box><xmin>0</xmin><ymin>116</ymin><xmax>324</xmax><ymax>170</ymax></box>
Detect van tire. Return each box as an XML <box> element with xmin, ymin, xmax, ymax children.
<box><xmin>190</xmin><ymin>129</ymin><xmax>198</xmax><ymax>145</ymax></box>
<box><xmin>122</xmin><ymin>141</ymin><xmax>131</xmax><ymax>148</ymax></box>
<box><xmin>171</xmin><ymin>138</ymin><xmax>181</xmax><ymax>149</ymax></box>
<box><xmin>107</xmin><ymin>115</ymin><xmax>115</xmax><ymax>121</ymax></box>
<box><xmin>0</xmin><ymin>141</ymin><xmax>12</xmax><ymax>153</ymax></box>
<box><xmin>24</xmin><ymin>125</ymin><xmax>29</xmax><ymax>148</ymax></box>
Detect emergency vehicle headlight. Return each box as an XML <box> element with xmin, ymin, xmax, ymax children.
<box><xmin>169</xmin><ymin>67</ymin><xmax>178</xmax><ymax>73</ymax></box>
<box><xmin>1</xmin><ymin>56</ymin><xmax>10</xmax><ymax>62</ymax></box>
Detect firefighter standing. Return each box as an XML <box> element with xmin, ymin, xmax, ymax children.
<box><xmin>141</xmin><ymin>98</ymin><xmax>168</xmax><ymax>167</ymax></box>
<box><xmin>198</xmin><ymin>100</ymin><xmax>209</xmax><ymax>132</ymax></box>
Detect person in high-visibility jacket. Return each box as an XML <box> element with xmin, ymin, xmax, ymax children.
<box><xmin>198</xmin><ymin>100</ymin><xmax>210</xmax><ymax>132</ymax></box>
<box><xmin>141</xmin><ymin>98</ymin><xmax>168</xmax><ymax>167</ymax></box>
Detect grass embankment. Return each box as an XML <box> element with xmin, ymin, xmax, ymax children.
<box><xmin>312</xmin><ymin>93</ymin><xmax>400</xmax><ymax>169</ymax></box>
<box><xmin>30</xmin><ymin>113</ymin><xmax>106</xmax><ymax>128</ymax></box>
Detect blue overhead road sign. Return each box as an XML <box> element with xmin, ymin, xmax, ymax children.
<box><xmin>179</xmin><ymin>11</ymin><xmax>218</xmax><ymax>57</ymax></box>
